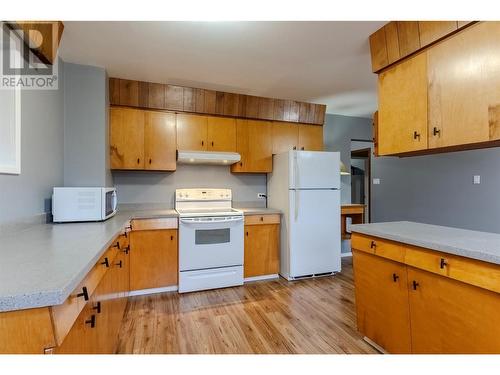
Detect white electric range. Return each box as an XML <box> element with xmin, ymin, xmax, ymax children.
<box><xmin>175</xmin><ymin>188</ymin><xmax>244</xmax><ymax>293</ymax></box>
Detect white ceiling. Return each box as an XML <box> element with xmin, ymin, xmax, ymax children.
<box><xmin>59</xmin><ymin>21</ymin><xmax>385</xmax><ymax>118</ymax></box>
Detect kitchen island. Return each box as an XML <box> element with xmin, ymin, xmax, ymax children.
<box><xmin>350</xmin><ymin>221</ymin><xmax>500</xmax><ymax>354</ymax></box>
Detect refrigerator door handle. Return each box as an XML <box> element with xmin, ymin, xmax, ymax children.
<box><xmin>294</xmin><ymin>153</ymin><xmax>299</xmax><ymax>220</ymax></box>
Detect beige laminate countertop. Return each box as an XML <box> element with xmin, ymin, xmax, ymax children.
<box><xmin>0</xmin><ymin>207</ymin><xmax>280</xmax><ymax>313</ymax></box>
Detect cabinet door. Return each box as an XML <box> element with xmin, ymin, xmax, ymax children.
<box><xmin>407</xmin><ymin>266</ymin><xmax>500</xmax><ymax>354</ymax></box>
<box><xmin>144</xmin><ymin>111</ymin><xmax>176</xmax><ymax>171</ymax></box>
<box><xmin>54</xmin><ymin>301</ymin><xmax>98</xmax><ymax>354</ymax></box>
<box><xmin>110</xmin><ymin>107</ymin><xmax>145</xmax><ymax>169</ymax></box>
<box><xmin>369</xmin><ymin>26</ymin><xmax>388</xmax><ymax>72</ymax></box>
<box><xmin>352</xmin><ymin>250</ymin><xmax>412</xmax><ymax>353</ymax></box>
<box><xmin>244</xmin><ymin>224</ymin><xmax>279</xmax><ymax>278</ymax></box>
<box><xmin>378</xmin><ymin>52</ymin><xmax>428</xmax><ymax>155</ymax></box>
<box><xmin>176</xmin><ymin>113</ymin><xmax>208</xmax><ymax>151</ymax></box>
<box><xmin>130</xmin><ymin>229</ymin><xmax>178</xmax><ymax>291</ymax></box>
<box><xmin>272</xmin><ymin>121</ymin><xmax>298</xmax><ymax>154</ymax></box>
<box><xmin>298</xmin><ymin>124</ymin><xmax>323</xmax><ymax>151</ymax></box>
<box><xmin>231</xmin><ymin>120</ymin><xmax>273</xmax><ymax>173</ymax></box>
<box><xmin>397</xmin><ymin>21</ymin><xmax>420</xmax><ymax>57</ymax></box>
<box><xmin>428</xmin><ymin>22</ymin><xmax>500</xmax><ymax>148</ymax></box>
<box><xmin>207</xmin><ymin>116</ymin><xmax>237</xmax><ymax>151</ymax></box>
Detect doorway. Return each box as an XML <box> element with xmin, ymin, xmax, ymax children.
<box><xmin>350</xmin><ymin>141</ymin><xmax>372</xmax><ymax>223</ymax></box>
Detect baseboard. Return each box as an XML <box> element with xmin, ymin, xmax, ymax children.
<box><xmin>128</xmin><ymin>285</ymin><xmax>178</xmax><ymax>297</ymax></box>
<box><xmin>244</xmin><ymin>274</ymin><xmax>279</xmax><ymax>282</ymax></box>
<box><xmin>341</xmin><ymin>252</ymin><xmax>353</xmax><ymax>258</ymax></box>
<box><xmin>363</xmin><ymin>336</ymin><xmax>386</xmax><ymax>354</ymax></box>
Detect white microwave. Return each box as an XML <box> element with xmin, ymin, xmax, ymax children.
<box><xmin>52</xmin><ymin>187</ymin><xmax>117</xmax><ymax>223</ymax></box>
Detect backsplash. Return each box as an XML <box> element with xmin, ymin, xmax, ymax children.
<box><xmin>113</xmin><ymin>164</ymin><xmax>267</xmax><ymax>208</ymax></box>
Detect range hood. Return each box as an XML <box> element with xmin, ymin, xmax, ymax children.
<box><xmin>177</xmin><ymin>150</ymin><xmax>241</xmax><ymax>166</ymax></box>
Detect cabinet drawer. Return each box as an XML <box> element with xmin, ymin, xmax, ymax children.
<box><xmin>244</xmin><ymin>214</ymin><xmax>280</xmax><ymax>225</ymax></box>
<box><xmin>404</xmin><ymin>245</ymin><xmax>500</xmax><ymax>294</ymax></box>
<box><xmin>131</xmin><ymin>217</ymin><xmax>178</xmax><ymax>231</ymax></box>
<box><xmin>351</xmin><ymin>233</ymin><xmax>405</xmax><ymax>263</ymax></box>
<box><xmin>50</xmin><ymin>243</ymin><xmax>120</xmax><ymax>345</ymax></box>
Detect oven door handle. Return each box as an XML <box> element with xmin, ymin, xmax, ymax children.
<box><xmin>180</xmin><ymin>216</ymin><xmax>244</xmax><ymax>224</ymax></box>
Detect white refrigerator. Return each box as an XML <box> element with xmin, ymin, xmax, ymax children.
<box><xmin>267</xmin><ymin>151</ymin><xmax>341</xmax><ymax>280</ymax></box>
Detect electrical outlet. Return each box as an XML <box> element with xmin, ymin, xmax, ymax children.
<box><xmin>258</xmin><ymin>193</ymin><xmax>267</xmax><ymax>199</ymax></box>
<box><xmin>373</xmin><ymin>178</ymin><xmax>381</xmax><ymax>185</ymax></box>
<box><xmin>473</xmin><ymin>175</ymin><xmax>481</xmax><ymax>184</ymax></box>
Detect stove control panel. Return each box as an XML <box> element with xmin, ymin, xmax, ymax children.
<box><xmin>175</xmin><ymin>188</ymin><xmax>232</xmax><ymax>202</ymax></box>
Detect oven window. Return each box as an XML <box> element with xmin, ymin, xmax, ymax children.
<box><xmin>105</xmin><ymin>191</ymin><xmax>114</xmax><ymax>216</ymax></box>
<box><xmin>195</xmin><ymin>228</ymin><xmax>230</xmax><ymax>245</ymax></box>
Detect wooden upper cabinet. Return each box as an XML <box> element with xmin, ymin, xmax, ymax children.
<box><xmin>352</xmin><ymin>250</ymin><xmax>412</xmax><ymax>354</ymax></box>
<box><xmin>166</xmin><ymin>85</ymin><xmax>184</xmax><ymax>111</ymax></box>
<box><xmin>207</xmin><ymin>117</ymin><xmax>236</xmax><ymax>152</ymax></box>
<box><xmin>231</xmin><ymin>120</ymin><xmax>273</xmax><ymax>173</ymax></box>
<box><xmin>110</xmin><ymin>107</ymin><xmax>145</xmax><ymax>169</ymax></box>
<box><xmin>144</xmin><ymin>111</ymin><xmax>176</xmax><ymax>171</ymax></box>
<box><xmin>397</xmin><ymin>21</ymin><xmax>421</xmax><ymax>58</ymax></box>
<box><xmin>407</xmin><ymin>266</ymin><xmax>500</xmax><ymax>354</ymax></box>
<box><xmin>378</xmin><ymin>52</ymin><xmax>428</xmax><ymax>155</ymax></box>
<box><xmin>119</xmin><ymin>79</ymin><xmax>139</xmax><ymax>107</ymax></box>
<box><xmin>384</xmin><ymin>22</ymin><xmax>400</xmax><ymax>64</ymax></box>
<box><xmin>109</xmin><ymin>78</ymin><xmax>120</xmax><ymax>105</ymax></box>
<box><xmin>418</xmin><ymin>21</ymin><xmax>458</xmax><ymax>46</ymax></box>
<box><xmin>176</xmin><ymin>113</ymin><xmax>208</xmax><ymax>151</ymax></box>
<box><xmin>272</xmin><ymin>121</ymin><xmax>299</xmax><ymax>154</ymax></box>
<box><xmin>298</xmin><ymin>124</ymin><xmax>323</xmax><ymax>151</ymax></box>
<box><xmin>148</xmin><ymin>82</ymin><xmax>166</xmax><ymax>109</ymax></box>
<box><xmin>369</xmin><ymin>27</ymin><xmax>389</xmax><ymax>72</ymax></box>
<box><xmin>428</xmin><ymin>22</ymin><xmax>500</xmax><ymax>148</ymax></box>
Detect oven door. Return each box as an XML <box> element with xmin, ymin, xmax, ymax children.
<box><xmin>179</xmin><ymin>216</ymin><xmax>244</xmax><ymax>271</ymax></box>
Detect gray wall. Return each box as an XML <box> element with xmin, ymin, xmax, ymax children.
<box><xmin>372</xmin><ymin>148</ymin><xmax>500</xmax><ymax>233</ymax></box>
<box><xmin>0</xmin><ymin>60</ymin><xmax>65</xmax><ymax>224</ymax></box>
<box><xmin>113</xmin><ymin>165</ymin><xmax>267</xmax><ymax>207</ymax></box>
<box><xmin>323</xmin><ymin>113</ymin><xmax>372</xmax><ymax>204</ymax></box>
<box><xmin>63</xmin><ymin>63</ymin><xmax>112</xmax><ymax>187</ymax></box>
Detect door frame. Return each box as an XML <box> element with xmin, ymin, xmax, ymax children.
<box><xmin>350</xmin><ymin>146</ymin><xmax>372</xmax><ymax>223</ymax></box>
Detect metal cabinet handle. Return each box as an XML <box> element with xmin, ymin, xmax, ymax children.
<box><xmin>239</xmin><ymin>162</ymin><xmax>243</xmax><ymax>167</ymax></box>
<box><xmin>92</xmin><ymin>301</ymin><xmax>101</xmax><ymax>314</ymax></box>
<box><xmin>260</xmin><ymin>216</ymin><xmax>264</xmax><ymax>221</ymax></box>
<box><xmin>201</xmin><ymin>140</ymin><xmax>204</xmax><ymax>146</ymax></box>
<box><xmin>246</xmin><ymin>231</ymin><xmax>249</xmax><ymax>236</ymax></box>
<box><xmin>301</xmin><ymin>147</ymin><xmax>305</xmax><ymax>150</ymax></box>
<box><xmin>370</xmin><ymin>240</ymin><xmax>376</xmax><ymax>249</ymax></box>
<box><xmin>149</xmin><ymin>158</ymin><xmax>152</xmax><ymax>164</ymax></box>
<box><xmin>101</xmin><ymin>257</ymin><xmax>109</xmax><ymax>268</ymax></box>
<box><xmin>211</xmin><ymin>141</ymin><xmax>214</xmax><ymax>147</ymax></box>
<box><xmin>115</xmin><ymin>260</ymin><xmax>123</xmax><ymax>268</ymax></box>
<box><xmin>123</xmin><ymin>245</ymin><xmax>130</xmax><ymax>254</ymax></box>
<box><xmin>412</xmin><ymin>280</ymin><xmax>419</xmax><ymax>290</ymax></box>
<box><xmin>85</xmin><ymin>315</ymin><xmax>96</xmax><ymax>328</ymax></box>
<box><xmin>293</xmin><ymin>146</ymin><xmax>297</xmax><ymax>150</ymax></box>
<box><xmin>170</xmin><ymin>235</ymin><xmax>174</xmax><ymax>241</ymax></box>
<box><xmin>113</xmin><ymin>241</ymin><xmax>120</xmax><ymax>249</ymax></box>
<box><xmin>76</xmin><ymin>286</ymin><xmax>89</xmax><ymax>301</ymax></box>
<box><xmin>433</xmin><ymin>127</ymin><xmax>441</xmax><ymax>136</ymax></box>
<box><xmin>440</xmin><ymin>258</ymin><xmax>448</xmax><ymax>269</ymax></box>
<box><xmin>392</xmin><ymin>273</ymin><xmax>399</xmax><ymax>282</ymax></box>
<box><xmin>413</xmin><ymin>131</ymin><xmax>420</xmax><ymax>140</ymax></box>
<box><xmin>137</xmin><ymin>158</ymin><xmax>140</xmax><ymax>164</ymax></box>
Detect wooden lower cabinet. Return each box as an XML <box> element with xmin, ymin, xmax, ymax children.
<box><xmin>244</xmin><ymin>216</ymin><xmax>280</xmax><ymax>278</ymax></box>
<box><xmin>130</xmin><ymin>229</ymin><xmax>178</xmax><ymax>291</ymax></box>
<box><xmin>352</xmin><ymin>250</ymin><xmax>411</xmax><ymax>353</ymax></box>
<box><xmin>55</xmin><ymin>246</ymin><xmax>130</xmax><ymax>354</ymax></box>
<box><xmin>352</xmin><ymin>233</ymin><xmax>500</xmax><ymax>354</ymax></box>
<box><xmin>407</xmin><ymin>267</ymin><xmax>500</xmax><ymax>354</ymax></box>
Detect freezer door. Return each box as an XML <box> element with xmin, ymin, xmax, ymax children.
<box><xmin>289</xmin><ymin>189</ymin><xmax>341</xmax><ymax>277</ymax></box>
<box><xmin>289</xmin><ymin>151</ymin><xmax>340</xmax><ymax>189</ymax></box>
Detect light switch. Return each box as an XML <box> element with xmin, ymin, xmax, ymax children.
<box><xmin>373</xmin><ymin>178</ymin><xmax>380</xmax><ymax>185</ymax></box>
<box><xmin>473</xmin><ymin>175</ymin><xmax>481</xmax><ymax>184</ymax></box>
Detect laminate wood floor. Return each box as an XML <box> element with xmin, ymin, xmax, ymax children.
<box><xmin>116</xmin><ymin>257</ymin><xmax>377</xmax><ymax>354</ymax></box>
